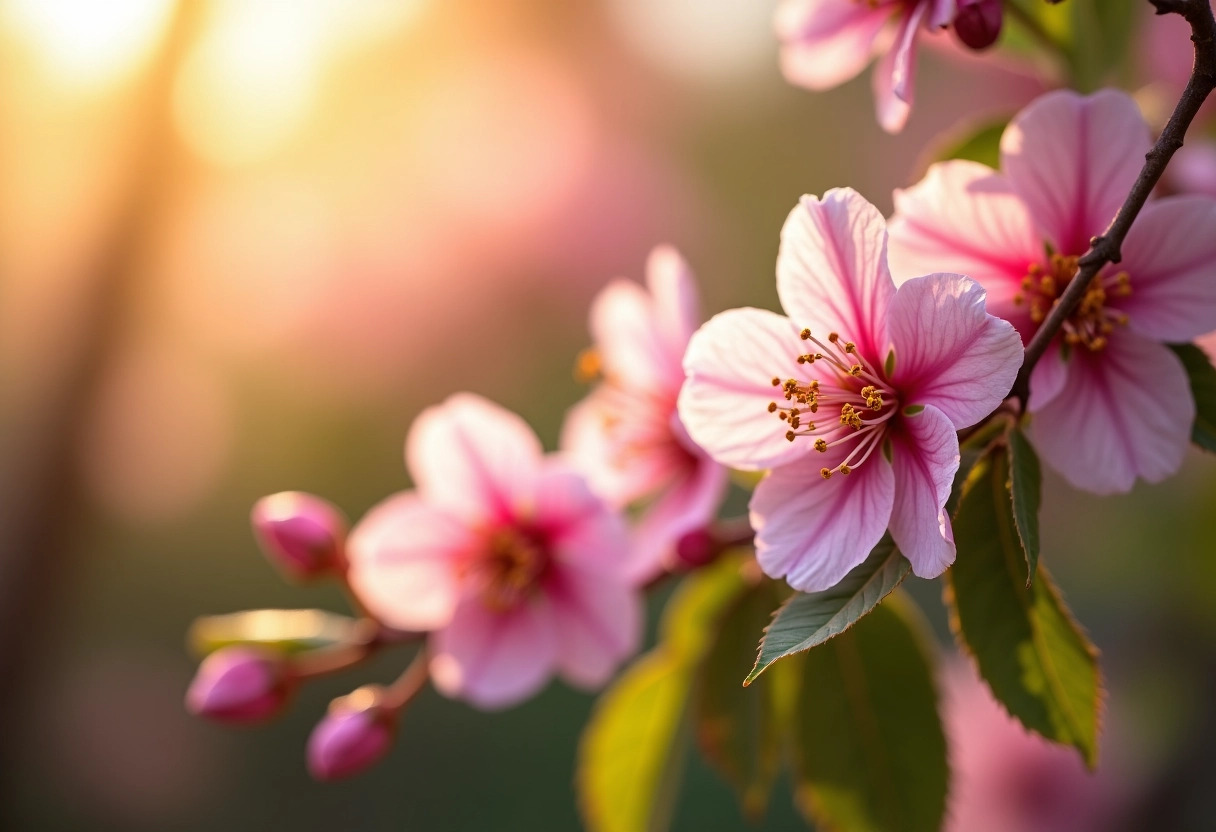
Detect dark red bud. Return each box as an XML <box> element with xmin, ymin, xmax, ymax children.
<box><xmin>954</xmin><ymin>0</ymin><xmax>1003</xmax><ymax>51</ymax></box>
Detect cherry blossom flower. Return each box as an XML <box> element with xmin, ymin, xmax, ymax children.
<box><xmin>776</xmin><ymin>0</ymin><xmax>956</xmax><ymax>133</ymax></box>
<box><xmin>678</xmin><ymin>188</ymin><xmax>1022</xmax><ymax>591</ymax></box>
<box><xmin>346</xmin><ymin>394</ymin><xmax>641</xmax><ymax>709</ymax></box>
<box><xmin>888</xmin><ymin>89</ymin><xmax>1216</xmax><ymax>494</ymax></box>
<box><xmin>561</xmin><ymin>247</ymin><xmax>728</xmax><ymax>583</ymax></box>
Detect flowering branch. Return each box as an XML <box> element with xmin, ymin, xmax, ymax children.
<box><xmin>1010</xmin><ymin>0</ymin><xmax>1216</xmax><ymax>404</ymax></box>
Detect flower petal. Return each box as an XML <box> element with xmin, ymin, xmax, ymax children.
<box><xmin>776</xmin><ymin>0</ymin><xmax>890</xmax><ymax>92</ymax></box>
<box><xmin>590</xmin><ymin>277</ymin><xmax>679</xmax><ymax>391</ymax></box>
<box><xmin>548</xmin><ymin>564</ymin><xmax>641</xmax><ymax>689</ymax></box>
<box><xmin>1028</xmin><ymin>333</ymin><xmax>1192</xmax><ymax>494</ymax></box>
<box><xmin>679</xmin><ymin>307</ymin><xmax>815</xmax><ymax>471</ymax></box>
<box><xmin>406</xmin><ymin>394</ymin><xmax>543</xmax><ymax>524</ymax></box>
<box><xmin>888</xmin><ymin>160</ymin><xmax>1041</xmax><ymax>339</ymax></box>
<box><xmin>646</xmin><ymin>245</ymin><xmax>700</xmax><ymax>359</ymax></box>
<box><xmin>559</xmin><ymin>392</ymin><xmax>678</xmax><ymax>507</ymax></box>
<box><xmin>750</xmin><ymin>453</ymin><xmax>895</xmax><ymax>592</ymax></box>
<box><xmin>345</xmin><ymin>492</ymin><xmax>469</xmax><ymax>631</ymax></box>
<box><xmin>1117</xmin><ymin>195</ymin><xmax>1216</xmax><ymax>341</ymax></box>
<box><xmin>888</xmin><ymin>273</ymin><xmax>1024</xmax><ymax>429</ymax></box>
<box><xmin>1027</xmin><ymin>343</ymin><xmax>1068</xmax><ymax>411</ymax></box>
<box><xmin>532</xmin><ymin>459</ymin><xmax>632</xmax><ymax>578</ymax></box>
<box><xmin>776</xmin><ymin>189</ymin><xmax>896</xmax><ymax>361</ymax></box>
<box><xmin>872</xmin><ymin>1</ymin><xmax>926</xmax><ymax>134</ymax></box>
<box><xmin>430</xmin><ymin>596</ymin><xmax>558</xmax><ymax>710</ymax></box>
<box><xmin>1001</xmin><ymin>89</ymin><xmax>1151</xmax><ymax>255</ymax></box>
<box><xmin>626</xmin><ymin>453</ymin><xmax>729</xmax><ymax>583</ymax></box>
<box><xmin>889</xmin><ymin>405</ymin><xmax>958</xmax><ymax>578</ymax></box>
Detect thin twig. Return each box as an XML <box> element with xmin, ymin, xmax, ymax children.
<box><xmin>1011</xmin><ymin>0</ymin><xmax>1216</xmax><ymax>404</ymax></box>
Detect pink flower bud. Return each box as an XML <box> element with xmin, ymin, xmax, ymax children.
<box><xmin>186</xmin><ymin>646</ymin><xmax>291</xmax><ymax>723</ymax></box>
<box><xmin>251</xmin><ymin>492</ymin><xmax>347</xmax><ymax>580</ymax></box>
<box><xmin>307</xmin><ymin>686</ymin><xmax>397</xmax><ymax>781</ymax></box>
<box><xmin>671</xmin><ymin>527</ymin><xmax>718</xmax><ymax>571</ymax></box>
<box><xmin>953</xmin><ymin>0</ymin><xmax>1003</xmax><ymax>51</ymax></box>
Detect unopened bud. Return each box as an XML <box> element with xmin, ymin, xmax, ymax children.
<box><xmin>671</xmin><ymin>528</ymin><xmax>718</xmax><ymax>571</ymax></box>
<box><xmin>307</xmin><ymin>685</ymin><xmax>397</xmax><ymax>781</ymax></box>
<box><xmin>251</xmin><ymin>492</ymin><xmax>347</xmax><ymax>581</ymax></box>
<box><xmin>953</xmin><ymin>0</ymin><xmax>1003</xmax><ymax>51</ymax></box>
<box><xmin>186</xmin><ymin>646</ymin><xmax>291</xmax><ymax>724</ymax></box>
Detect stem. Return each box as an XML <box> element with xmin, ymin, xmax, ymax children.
<box><xmin>1011</xmin><ymin>0</ymin><xmax>1216</xmax><ymax>404</ymax></box>
<box><xmin>291</xmin><ymin>619</ymin><xmax>420</xmax><ymax>679</ymax></box>
<box><xmin>383</xmin><ymin>649</ymin><xmax>431</xmax><ymax>711</ymax></box>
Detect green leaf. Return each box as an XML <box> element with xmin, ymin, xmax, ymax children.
<box><xmin>187</xmin><ymin>608</ymin><xmax>359</xmax><ymax>657</ymax></box>
<box><xmin>947</xmin><ymin>449</ymin><xmax>1102</xmax><ymax>768</ymax></box>
<box><xmin>747</xmin><ymin>537</ymin><xmax>910</xmax><ymax>684</ymax></box>
<box><xmin>693</xmin><ymin>580</ymin><xmax>789</xmax><ymax>819</ymax></box>
<box><xmin>578</xmin><ymin>650</ymin><xmax>695</xmax><ymax>832</ymax></box>
<box><xmin>1006</xmin><ymin>426</ymin><xmax>1043</xmax><ymax>584</ymax></box>
<box><xmin>792</xmin><ymin>596</ymin><xmax>948</xmax><ymax>832</ymax></box>
<box><xmin>1168</xmin><ymin>342</ymin><xmax>1216</xmax><ymax>453</ymax></box>
<box><xmin>578</xmin><ymin>554</ymin><xmax>754</xmax><ymax>832</ymax></box>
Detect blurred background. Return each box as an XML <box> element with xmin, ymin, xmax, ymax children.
<box><xmin>0</xmin><ymin>0</ymin><xmax>1212</xmax><ymax>829</ymax></box>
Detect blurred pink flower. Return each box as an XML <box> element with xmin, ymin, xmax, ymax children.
<box><xmin>678</xmin><ymin>189</ymin><xmax>1021</xmax><ymax>591</ymax></box>
<box><xmin>307</xmin><ymin>687</ymin><xmax>396</xmax><ymax>782</ymax></box>
<box><xmin>346</xmin><ymin>394</ymin><xmax>641</xmax><ymax>709</ymax></box>
<box><xmin>185</xmin><ymin>646</ymin><xmax>292</xmax><ymax>724</ymax></box>
<box><xmin>561</xmin><ymin>247</ymin><xmax>727</xmax><ymax>584</ymax></box>
<box><xmin>889</xmin><ymin>89</ymin><xmax>1216</xmax><ymax>494</ymax></box>
<box><xmin>943</xmin><ymin>660</ymin><xmax>1120</xmax><ymax>832</ymax></box>
<box><xmin>1169</xmin><ymin>139</ymin><xmax>1216</xmax><ymax>198</ymax></box>
<box><xmin>251</xmin><ymin>491</ymin><xmax>348</xmax><ymax>581</ymax></box>
<box><xmin>776</xmin><ymin>0</ymin><xmax>956</xmax><ymax>133</ymax></box>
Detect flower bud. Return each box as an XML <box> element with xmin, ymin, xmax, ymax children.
<box><xmin>671</xmin><ymin>527</ymin><xmax>718</xmax><ymax>571</ymax></box>
<box><xmin>307</xmin><ymin>685</ymin><xmax>397</xmax><ymax>781</ymax></box>
<box><xmin>953</xmin><ymin>0</ymin><xmax>1003</xmax><ymax>51</ymax></box>
<box><xmin>251</xmin><ymin>492</ymin><xmax>347</xmax><ymax>581</ymax></box>
<box><xmin>186</xmin><ymin>646</ymin><xmax>291</xmax><ymax>723</ymax></box>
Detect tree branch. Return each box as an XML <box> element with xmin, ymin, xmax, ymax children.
<box><xmin>1011</xmin><ymin>0</ymin><xmax>1216</xmax><ymax>403</ymax></box>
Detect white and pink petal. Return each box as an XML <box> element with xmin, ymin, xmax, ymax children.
<box><xmin>888</xmin><ymin>405</ymin><xmax>958</xmax><ymax>579</ymax></box>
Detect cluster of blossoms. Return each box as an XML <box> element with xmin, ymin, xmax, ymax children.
<box><xmin>184</xmin><ymin>3</ymin><xmax>1216</xmax><ymax>822</ymax></box>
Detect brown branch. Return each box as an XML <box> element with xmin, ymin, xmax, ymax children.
<box><xmin>1011</xmin><ymin>0</ymin><xmax>1216</xmax><ymax>403</ymax></box>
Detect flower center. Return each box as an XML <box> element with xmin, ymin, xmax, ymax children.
<box><xmin>467</xmin><ymin>527</ymin><xmax>549</xmax><ymax>612</ymax></box>
<box><xmin>768</xmin><ymin>329</ymin><xmax>898</xmax><ymax>479</ymax></box>
<box><xmin>1012</xmin><ymin>252</ymin><xmax>1132</xmax><ymax>352</ymax></box>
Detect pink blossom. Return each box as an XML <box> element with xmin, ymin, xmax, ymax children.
<box><xmin>888</xmin><ymin>89</ymin><xmax>1216</xmax><ymax>494</ymax></box>
<box><xmin>346</xmin><ymin>394</ymin><xmax>641</xmax><ymax>709</ymax></box>
<box><xmin>776</xmin><ymin>0</ymin><xmax>956</xmax><ymax>133</ymax></box>
<box><xmin>561</xmin><ymin>247</ymin><xmax>728</xmax><ymax>584</ymax></box>
<box><xmin>943</xmin><ymin>660</ymin><xmax>1123</xmax><ymax>832</ymax></box>
<box><xmin>678</xmin><ymin>189</ymin><xmax>1022</xmax><ymax>591</ymax></box>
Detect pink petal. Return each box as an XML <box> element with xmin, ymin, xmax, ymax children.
<box><xmin>1117</xmin><ymin>195</ymin><xmax>1216</xmax><ymax>341</ymax></box>
<box><xmin>1001</xmin><ymin>89</ymin><xmax>1151</xmax><ymax>255</ymax></box>
<box><xmin>345</xmin><ymin>492</ymin><xmax>469</xmax><ymax>631</ymax></box>
<box><xmin>646</xmin><ymin>245</ymin><xmax>700</xmax><ymax>358</ymax></box>
<box><xmin>406</xmin><ymin>394</ymin><xmax>543</xmax><ymax>524</ymax></box>
<box><xmin>926</xmin><ymin>0</ymin><xmax>957</xmax><ymax>29</ymax></box>
<box><xmin>776</xmin><ymin>0</ymin><xmax>891</xmax><ymax>92</ymax></box>
<box><xmin>679</xmin><ymin>307</ymin><xmax>816</xmax><ymax>471</ymax></box>
<box><xmin>530</xmin><ymin>459</ymin><xmax>632</xmax><ymax>579</ymax></box>
<box><xmin>887</xmin><ymin>273</ymin><xmax>1023</xmax><ymax>429</ymax></box>
<box><xmin>1028</xmin><ymin>333</ymin><xmax>1192</xmax><ymax>494</ymax></box>
<box><xmin>889</xmin><ymin>405</ymin><xmax>958</xmax><ymax>578</ymax></box>
<box><xmin>888</xmin><ymin>160</ymin><xmax>1042</xmax><ymax>339</ymax></box>
<box><xmin>872</xmin><ymin>1</ymin><xmax>927</xmax><ymax>133</ymax></box>
<box><xmin>750</xmin><ymin>452</ymin><xmax>895</xmax><ymax>592</ymax></box>
<box><xmin>548</xmin><ymin>564</ymin><xmax>642</xmax><ymax>689</ymax></box>
<box><xmin>626</xmin><ymin>454</ymin><xmax>729</xmax><ymax>584</ymax></box>
<box><xmin>776</xmin><ymin>189</ymin><xmax>896</xmax><ymax>361</ymax></box>
<box><xmin>558</xmin><ymin>392</ymin><xmax>678</xmax><ymax>508</ymax></box>
<box><xmin>1027</xmin><ymin>343</ymin><xmax>1068</xmax><ymax>411</ymax></box>
<box><xmin>430</xmin><ymin>596</ymin><xmax>558</xmax><ymax>710</ymax></box>
<box><xmin>590</xmin><ymin>278</ymin><xmax>680</xmax><ymax>392</ymax></box>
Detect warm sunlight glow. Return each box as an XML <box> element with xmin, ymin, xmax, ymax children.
<box><xmin>172</xmin><ymin>0</ymin><xmax>428</xmax><ymax>168</ymax></box>
<box><xmin>2</xmin><ymin>0</ymin><xmax>175</xmax><ymax>90</ymax></box>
